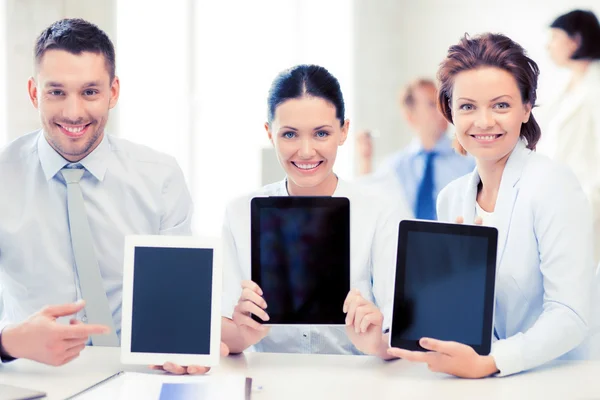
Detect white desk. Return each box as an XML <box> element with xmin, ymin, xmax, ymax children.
<box><xmin>1</xmin><ymin>347</ymin><xmax>599</xmax><ymax>399</ymax></box>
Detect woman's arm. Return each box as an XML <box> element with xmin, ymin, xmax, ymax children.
<box><xmin>491</xmin><ymin>166</ymin><xmax>594</xmax><ymax>376</ymax></box>
<box><xmin>220</xmin><ymin>206</ymin><xmax>270</xmax><ymax>353</ymax></box>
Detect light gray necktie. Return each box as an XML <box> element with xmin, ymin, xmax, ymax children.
<box><xmin>62</xmin><ymin>166</ymin><xmax>119</xmax><ymax>347</ymax></box>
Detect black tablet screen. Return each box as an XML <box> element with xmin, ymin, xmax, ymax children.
<box><xmin>131</xmin><ymin>247</ymin><xmax>213</xmax><ymax>354</ymax></box>
<box><xmin>391</xmin><ymin>222</ymin><xmax>496</xmax><ymax>354</ymax></box>
<box><xmin>251</xmin><ymin>198</ymin><xmax>350</xmax><ymax>324</ymax></box>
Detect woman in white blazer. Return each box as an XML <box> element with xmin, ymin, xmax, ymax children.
<box><xmin>540</xmin><ymin>10</ymin><xmax>600</xmax><ymax>263</ymax></box>
<box><xmin>220</xmin><ymin>65</ymin><xmax>410</xmax><ymax>356</ymax></box>
<box><xmin>353</xmin><ymin>33</ymin><xmax>597</xmax><ymax>378</ymax></box>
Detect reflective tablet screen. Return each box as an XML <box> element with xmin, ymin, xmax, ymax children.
<box><xmin>392</xmin><ymin>230</ymin><xmax>490</xmax><ymax>346</ymax></box>
<box><xmin>131</xmin><ymin>247</ymin><xmax>213</xmax><ymax>354</ymax></box>
<box><xmin>254</xmin><ymin>202</ymin><xmax>350</xmax><ymax>324</ymax></box>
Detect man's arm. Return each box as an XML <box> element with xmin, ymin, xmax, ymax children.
<box><xmin>159</xmin><ymin>161</ymin><xmax>193</xmax><ymax>235</ymax></box>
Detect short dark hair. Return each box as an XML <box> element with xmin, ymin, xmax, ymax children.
<box><xmin>550</xmin><ymin>10</ymin><xmax>600</xmax><ymax>60</ymax></box>
<box><xmin>267</xmin><ymin>65</ymin><xmax>345</xmax><ymax>126</ymax></box>
<box><xmin>437</xmin><ymin>33</ymin><xmax>541</xmax><ymax>155</ymax></box>
<box><xmin>35</xmin><ymin>18</ymin><xmax>116</xmax><ymax>80</ymax></box>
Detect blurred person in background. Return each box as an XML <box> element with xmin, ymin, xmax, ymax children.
<box><xmin>355</xmin><ymin>129</ymin><xmax>374</xmax><ymax>176</ymax></box>
<box><xmin>539</xmin><ymin>9</ymin><xmax>600</xmax><ymax>262</ymax></box>
<box><xmin>356</xmin><ymin>79</ymin><xmax>474</xmax><ymax>220</ymax></box>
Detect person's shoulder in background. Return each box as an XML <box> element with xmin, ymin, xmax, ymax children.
<box><xmin>347</xmin><ymin>174</ymin><xmax>413</xmax><ymax>221</ymax></box>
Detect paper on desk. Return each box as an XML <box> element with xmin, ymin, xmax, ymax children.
<box><xmin>74</xmin><ymin>372</ymin><xmax>248</xmax><ymax>400</ymax></box>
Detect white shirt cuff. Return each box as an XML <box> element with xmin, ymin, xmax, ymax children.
<box><xmin>490</xmin><ymin>338</ymin><xmax>525</xmax><ymax>377</ymax></box>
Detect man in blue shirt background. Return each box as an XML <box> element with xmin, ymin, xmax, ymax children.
<box><xmin>357</xmin><ymin>78</ymin><xmax>474</xmax><ymax>219</ymax></box>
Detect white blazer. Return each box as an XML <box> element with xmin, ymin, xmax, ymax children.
<box><xmin>437</xmin><ymin>139</ymin><xmax>596</xmax><ymax>376</ymax></box>
<box><xmin>537</xmin><ymin>61</ymin><xmax>600</xmax><ymax>263</ymax></box>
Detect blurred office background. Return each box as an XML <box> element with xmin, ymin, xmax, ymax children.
<box><xmin>0</xmin><ymin>0</ymin><xmax>599</xmax><ymax>236</ymax></box>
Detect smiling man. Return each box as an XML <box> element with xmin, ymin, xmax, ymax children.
<box><xmin>0</xmin><ymin>19</ymin><xmax>211</xmax><ymax>372</ymax></box>
<box><xmin>35</xmin><ymin>47</ymin><xmax>113</xmax><ymax>162</ymax></box>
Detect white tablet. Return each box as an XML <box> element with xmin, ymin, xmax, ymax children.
<box><xmin>121</xmin><ymin>235</ymin><xmax>222</xmax><ymax>366</ymax></box>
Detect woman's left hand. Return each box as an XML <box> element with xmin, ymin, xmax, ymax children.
<box><xmin>387</xmin><ymin>338</ymin><xmax>498</xmax><ymax>378</ymax></box>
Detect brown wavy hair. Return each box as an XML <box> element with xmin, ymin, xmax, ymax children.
<box><xmin>437</xmin><ymin>33</ymin><xmax>541</xmax><ymax>155</ymax></box>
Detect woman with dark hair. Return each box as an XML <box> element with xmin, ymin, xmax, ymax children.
<box><xmin>540</xmin><ymin>9</ymin><xmax>600</xmax><ymax>263</ymax></box>
<box><xmin>358</xmin><ymin>33</ymin><xmax>597</xmax><ymax>378</ymax></box>
<box><xmin>219</xmin><ymin>65</ymin><xmax>410</xmax><ymax>355</ymax></box>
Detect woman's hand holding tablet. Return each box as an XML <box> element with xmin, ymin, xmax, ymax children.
<box><xmin>344</xmin><ymin>289</ymin><xmax>393</xmax><ymax>359</ymax></box>
<box><xmin>387</xmin><ymin>338</ymin><xmax>499</xmax><ymax>378</ymax></box>
<box><xmin>231</xmin><ymin>280</ymin><xmax>271</xmax><ymax>347</ymax></box>
<box><xmin>386</xmin><ymin>216</ymin><xmax>499</xmax><ymax>378</ymax></box>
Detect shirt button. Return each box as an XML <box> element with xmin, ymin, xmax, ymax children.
<box><xmin>303</xmin><ymin>333</ymin><xmax>307</xmax><ymax>338</ymax></box>
<box><xmin>82</xmin><ymin>315</ymin><xmax>88</xmax><ymax>323</ymax></box>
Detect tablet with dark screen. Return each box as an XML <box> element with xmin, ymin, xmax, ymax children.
<box><xmin>121</xmin><ymin>236</ymin><xmax>222</xmax><ymax>366</ymax></box>
<box><xmin>251</xmin><ymin>197</ymin><xmax>350</xmax><ymax>325</ymax></box>
<box><xmin>390</xmin><ymin>220</ymin><xmax>497</xmax><ymax>355</ymax></box>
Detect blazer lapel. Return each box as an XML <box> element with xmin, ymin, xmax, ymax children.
<box><xmin>462</xmin><ymin>170</ymin><xmax>479</xmax><ymax>225</ymax></box>
<box><xmin>493</xmin><ymin>140</ymin><xmax>530</xmax><ymax>266</ymax></box>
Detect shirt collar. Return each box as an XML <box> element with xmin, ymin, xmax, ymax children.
<box><xmin>280</xmin><ymin>174</ymin><xmax>344</xmax><ymax>196</ymax></box>
<box><xmin>407</xmin><ymin>133</ymin><xmax>455</xmax><ymax>156</ymax></box>
<box><xmin>37</xmin><ymin>131</ymin><xmax>110</xmax><ymax>182</ymax></box>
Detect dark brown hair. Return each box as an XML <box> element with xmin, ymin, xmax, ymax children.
<box><xmin>267</xmin><ymin>64</ymin><xmax>345</xmax><ymax>126</ymax></box>
<box><xmin>551</xmin><ymin>10</ymin><xmax>600</xmax><ymax>60</ymax></box>
<box><xmin>35</xmin><ymin>18</ymin><xmax>116</xmax><ymax>81</ymax></box>
<box><xmin>437</xmin><ymin>33</ymin><xmax>541</xmax><ymax>155</ymax></box>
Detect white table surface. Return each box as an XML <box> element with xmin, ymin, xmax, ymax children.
<box><xmin>1</xmin><ymin>347</ymin><xmax>599</xmax><ymax>399</ymax></box>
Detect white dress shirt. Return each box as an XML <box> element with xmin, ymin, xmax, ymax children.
<box><xmin>475</xmin><ymin>202</ymin><xmax>496</xmax><ymax>227</ymax></box>
<box><xmin>221</xmin><ymin>178</ymin><xmax>407</xmax><ymax>354</ymax></box>
<box><xmin>0</xmin><ymin>131</ymin><xmax>193</xmax><ymax>339</ymax></box>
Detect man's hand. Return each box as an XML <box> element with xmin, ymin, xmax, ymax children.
<box><xmin>150</xmin><ymin>342</ymin><xmax>230</xmax><ymax>375</ymax></box>
<box><xmin>1</xmin><ymin>300</ymin><xmax>110</xmax><ymax>366</ymax></box>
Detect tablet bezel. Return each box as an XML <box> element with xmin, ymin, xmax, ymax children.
<box><xmin>389</xmin><ymin>220</ymin><xmax>497</xmax><ymax>355</ymax></box>
<box><xmin>250</xmin><ymin>196</ymin><xmax>351</xmax><ymax>325</ymax></box>
<box><xmin>121</xmin><ymin>235</ymin><xmax>222</xmax><ymax>366</ymax></box>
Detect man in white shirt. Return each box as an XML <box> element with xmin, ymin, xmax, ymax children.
<box><xmin>0</xmin><ymin>18</ymin><xmax>214</xmax><ymax>373</ymax></box>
